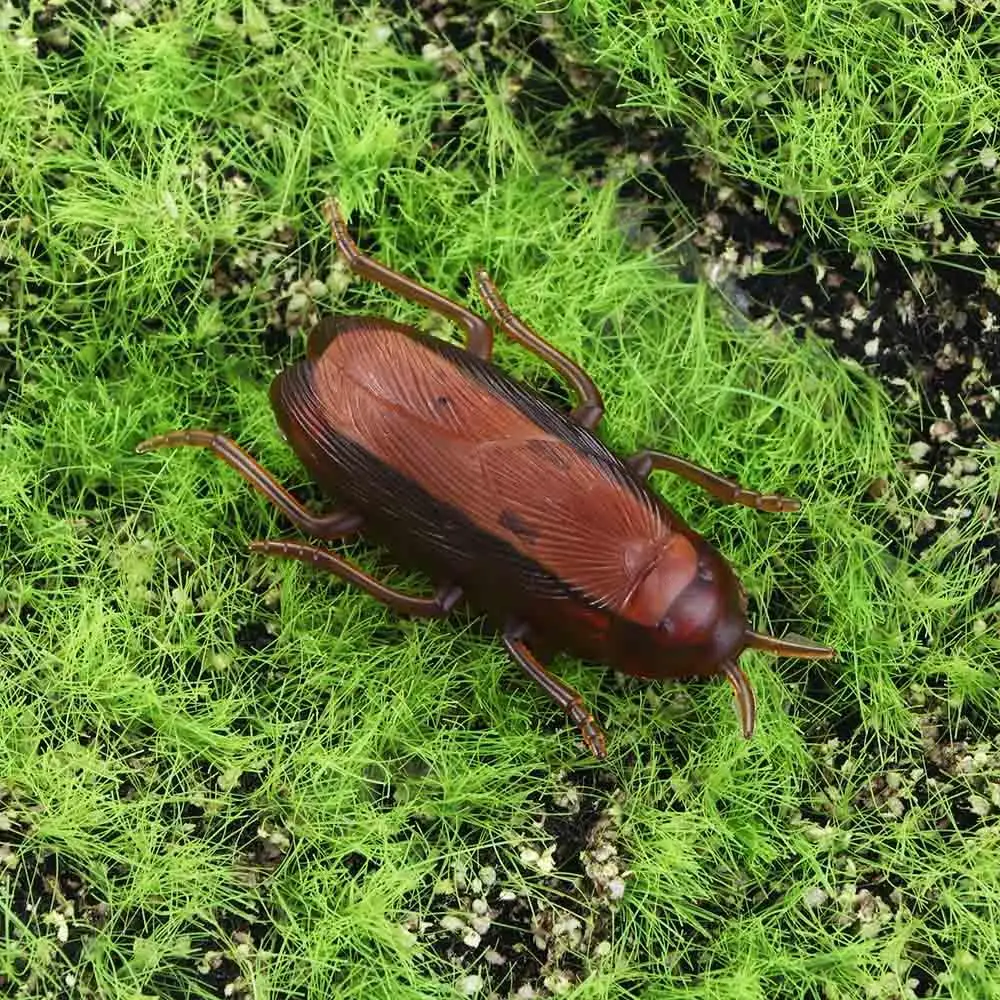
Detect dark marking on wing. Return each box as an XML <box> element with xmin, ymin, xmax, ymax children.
<box><xmin>499</xmin><ymin>509</ymin><xmax>538</xmax><ymax>540</ymax></box>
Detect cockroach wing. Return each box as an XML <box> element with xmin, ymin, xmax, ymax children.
<box><xmin>475</xmin><ymin>437</ymin><xmax>672</xmax><ymax>611</ymax></box>
<box><xmin>311</xmin><ymin>322</ymin><xmax>673</xmax><ymax>616</ymax></box>
<box><xmin>319</xmin><ymin>318</ymin><xmax>526</xmax><ymax>443</ymax></box>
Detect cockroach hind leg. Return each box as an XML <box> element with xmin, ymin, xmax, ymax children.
<box><xmin>744</xmin><ymin>630</ymin><xmax>837</xmax><ymax>660</ymax></box>
<box><xmin>723</xmin><ymin>660</ymin><xmax>756</xmax><ymax>739</ymax></box>
<box><xmin>250</xmin><ymin>539</ymin><xmax>459</xmax><ymax>618</ymax></box>
<box><xmin>322</xmin><ymin>195</ymin><xmax>494</xmax><ymax>359</ymax></box>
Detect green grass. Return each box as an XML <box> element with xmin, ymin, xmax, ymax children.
<box><xmin>510</xmin><ymin>0</ymin><xmax>1000</xmax><ymax>262</ymax></box>
<box><xmin>1</xmin><ymin>2</ymin><xmax>998</xmax><ymax>998</ymax></box>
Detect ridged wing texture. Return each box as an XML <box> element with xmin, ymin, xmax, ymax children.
<box><xmin>283</xmin><ymin>318</ymin><xmax>673</xmax><ymax>612</ymax></box>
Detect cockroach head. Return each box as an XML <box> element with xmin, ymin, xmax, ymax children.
<box><xmin>649</xmin><ymin>544</ymin><xmax>750</xmax><ymax>670</ymax></box>
<box><xmin>638</xmin><ymin>542</ymin><xmax>835</xmax><ymax>740</ymax></box>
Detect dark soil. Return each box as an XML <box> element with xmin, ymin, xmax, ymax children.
<box><xmin>397</xmin><ymin>767</ymin><xmax>623</xmax><ymax>998</ymax></box>
<box><xmin>0</xmin><ymin>781</ymin><xmax>282</xmax><ymax>999</ymax></box>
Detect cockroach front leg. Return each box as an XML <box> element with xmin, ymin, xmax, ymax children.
<box><xmin>323</xmin><ymin>199</ymin><xmax>495</xmax><ymax>361</ymax></box>
<box><xmin>251</xmin><ymin>539</ymin><xmax>464</xmax><ymax>618</ymax></box>
<box><xmin>475</xmin><ymin>270</ymin><xmax>605</xmax><ymax>431</ymax></box>
<box><xmin>502</xmin><ymin>630</ymin><xmax>607</xmax><ymax>759</ymax></box>
<box><xmin>136</xmin><ymin>430</ymin><xmax>364</xmax><ymax>539</ymax></box>
<box><xmin>626</xmin><ymin>449</ymin><xmax>800</xmax><ymax>513</ymax></box>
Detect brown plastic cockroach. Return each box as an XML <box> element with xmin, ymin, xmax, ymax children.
<box><xmin>137</xmin><ymin>199</ymin><xmax>835</xmax><ymax>758</ymax></box>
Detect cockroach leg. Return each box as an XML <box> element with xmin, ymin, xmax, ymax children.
<box><xmin>322</xmin><ymin>199</ymin><xmax>494</xmax><ymax>361</ymax></box>
<box><xmin>626</xmin><ymin>449</ymin><xmax>800</xmax><ymax>513</ymax></box>
<box><xmin>137</xmin><ymin>430</ymin><xmax>363</xmax><ymax>539</ymax></box>
<box><xmin>250</xmin><ymin>539</ymin><xmax>463</xmax><ymax>618</ymax></box>
<box><xmin>722</xmin><ymin>660</ymin><xmax>756</xmax><ymax>738</ymax></box>
<box><xmin>475</xmin><ymin>269</ymin><xmax>604</xmax><ymax>430</ymax></box>
<box><xmin>502</xmin><ymin>632</ymin><xmax>608</xmax><ymax>759</ymax></box>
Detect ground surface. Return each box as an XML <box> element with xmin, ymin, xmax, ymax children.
<box><xmin>1</xmin><ymin>2</ymin><xmax>998</xmax><ymax>999</ymax></box>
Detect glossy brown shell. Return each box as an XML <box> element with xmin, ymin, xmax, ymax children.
<box><xmin>270</xmin><ymin>315</ymin><xmax>748</xmax><ymax>678</ymax></box>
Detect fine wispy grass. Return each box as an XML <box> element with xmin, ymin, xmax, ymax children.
<box><xmin>514</xmin><ymin>0</ymin><xmax>1000</xmax><ymax>261</ymax></box>
<box><xmin>1</xmin><ymin>2</ymin><xmax>997</xmax><ymax>999</ymax></box>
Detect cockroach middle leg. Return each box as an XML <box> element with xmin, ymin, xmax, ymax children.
<box><xmin>626</xmin><ymin>449</ymin><xmax>800</xmax><ymax>513</ymax></box>
<box><xmin>136</xmin><ymin>430</ymin><xmax>364</xmax><ymax>539</ymax></box>
<box><xmin>502</xmin><ymin>631</ymin><xmax>607</xmax><ymax>759</ymax></box>
<box><xmin>323</xmin><ymin>199</ymin><xmax>494</xmax><ymax>361</ymax></box>
<box><xmin>250</xmin><ymin>539</ymin><xmax>463</xmax><ymax>618</ymax></box>
<box><xmin>475</xmin><ymin>269</ymin><xmax>605</xmax><ymax>431</ymax></box>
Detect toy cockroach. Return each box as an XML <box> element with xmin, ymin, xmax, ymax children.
<box><xmin>137</xmin><ymin>199</ymin><xmax>835</xmax><ymax>758</ymax></box>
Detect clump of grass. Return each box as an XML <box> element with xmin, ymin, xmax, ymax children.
<box><xmin>1</xmin><ymin>3</ymin><xmax>997</xmax><ymax>998</ymax></box>
<box><xmin>510</xmin><ymin>0</ymin><xmax>1000</xmax><ymax>259</ymax></box>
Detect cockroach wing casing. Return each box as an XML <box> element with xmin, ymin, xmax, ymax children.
<box><xmin>270</xmin><ymin>315</ymin><xmax>748</xmax><ymax>678</ymax></box>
